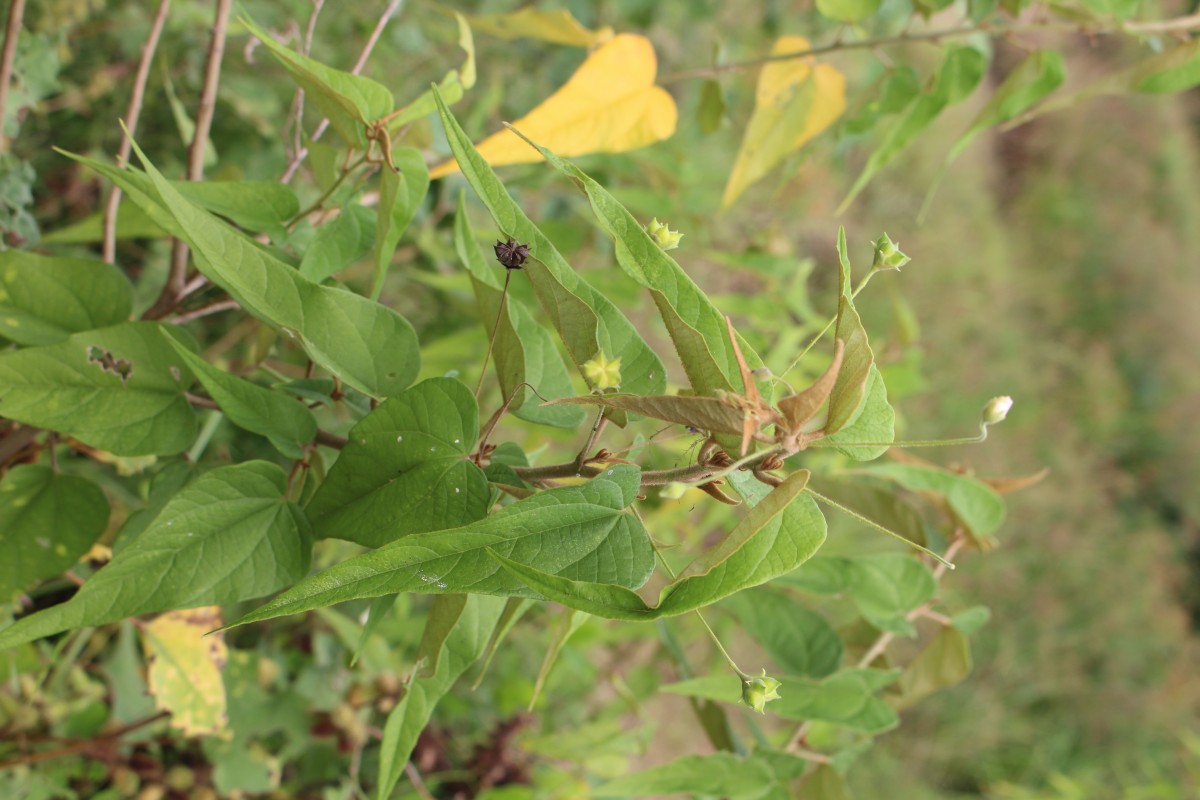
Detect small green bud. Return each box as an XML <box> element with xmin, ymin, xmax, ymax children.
<box><xmin>646</xmin><ymin>217</ymin><xmax>684</xmax><ymax>251</ymax></box>
<box><xmin>981</xmin><ymin>395</ymin><xmax>1013</xmax><ymax>426</ymax></box>
<box><xmin>583</xmin><ymin>352</ymin><xmax>622</xmax><ymax>391</ymax></box>
<box><xmin>872</xmin><ymin>233</ymin><xmax>910</xmax><ymax>272</ymax></box>
<box><xmin>740</xmin><ymin>669</ymin><xmax>782</xmax><ymax>714</ymax></box>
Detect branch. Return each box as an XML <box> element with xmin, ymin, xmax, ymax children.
<box><xmin>0</xmin><ymin>0</ymin><xmax>26</xmax><ymax>154</ymax></box>
<box><xmin>0</xmin><ymin>711</ymin><xmax>169</xmax><ymax>771</ymax></box>
<box><xmin>659</xmin><ymin>13</ymin><xmax>1200</xmax><ymax>83</ymax></box>
<box><xmin>143</xmin><ymin>0</ymin><xmax>232</xmax><ymax>320</ymax></box>
<box><xmin>279</xmin><ymin>0</ymin><xmax>403</xmax><ymax>184</ymax></box>
<box><xmin>102</xmin><ymin>0</ymin><xmax>171</xmax><ymax>264</ymax></box>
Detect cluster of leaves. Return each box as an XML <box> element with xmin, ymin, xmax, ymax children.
<box><xmin>2</xmin><ymin>0</ymin><xmax>1196</xmax><ymax>797</ymax></box>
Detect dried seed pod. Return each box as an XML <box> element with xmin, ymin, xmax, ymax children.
<box><xmin>493</xmin><ymin>239</ymin><xmax>530</xmax><ymax>270</ymax></box>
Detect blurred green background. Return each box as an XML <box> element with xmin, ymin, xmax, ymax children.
<box><xmin>10</xmin><ymin>0</ymin><xmax>1200</xmax><ymax>797</ymax></box>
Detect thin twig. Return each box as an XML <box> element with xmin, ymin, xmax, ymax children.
<box><xmin>475</xmin><ymin>270</ymin><xmax>512</xmax><ymax>398</ymax></box>
<box><xmin>169</xmin><ymin>298</ymin><xmax>239</xmax><ymax>324</ymax></box>
<box><xmin>280</xmin><ymin>0</ymin><xmax>403</xmax><ymax>184</ymax></box>
<box><xmin>0</xmin><ymin>0</ymin><xmax>27</xmax><ymax>154</ymax></box>
<box><xmin>144</xmin><ymin>0</ymin><xmax>232</xmax><ymax>320</ymax></box>
<box><xmin>0</xmin><ymin>711</ymin><xmax>169</xmax><ymax>770</ymax></box>
<box><xmin>659</xmin><ymin>13</ymin><xmax>1200</xmax><ymax>83</ymax></box>
<box><xmin>283</xmin><ymin>0</ymin><xmax>326</xmax><ymax>165</ymax></box>
<box><xmin>102</xmin><ymin>0</ymin><xmax>171</xmax><ymax>264</ymax></box>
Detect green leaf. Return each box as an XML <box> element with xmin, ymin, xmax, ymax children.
<box><xmin>371</xmin><ymin>148</ymin><xmax>429</xmax><ymax>299</ymax></box>
<box><xmin>1016</xmin><ymin>39</ymin><xmax>1200</xmax><ymax>128</ymax></box>
<box><xmin>163</xmin><ymin>335</ymin><xmax>316</xmax><ymax>458</ymax></box>
<box><xmin>434</xmin><ymin>88</ymin><xmax>666</xmax><ymax>400</ymax></box>
<box><xmin>951</xmin><ymin>605</ymin><xmax>991</xmax><ymax>635</ymax></box>
<box><xmin>0</xmin><ymin>322</ymin><xmax>197</xmax><ymax>456</ymax></box>
<box><xmin>226</xmin><ymin>466</ymin><xmax>652</xmax><ymax>628</ymax></box>
<box><xmin>530</xmin><ymin>607</ymin><xmax>588</xmax><ymax>708</ymax></box>
<box><xmin>549</xmin><ymin>392</ymin><xmax>747</xmax><ymax>436</ymax></box>
<box><xmin>805</xmin><ymin>475</ymin><xmax>926</xmax><ymax>547</ymax></box>
<box><xmin>453</xmin><ymin>194</ymin><xmax>584</xmax><ymax>428</ymax></box>
<box><xmin>176</xmin><ymin>180</ymin><xmax>299</xmax><ymax>233</ymax></box>
<box><xmin>509</xmin><ymin>130</ymin><xmax>764</xmax><ymax>399</ymax></box>
<box><xmin>465</xmin><ymin>8</ymin><xmax>612</xmax><ymax>47</ymax></box>
<box><xmin>298</xmin><ymin>203</ymin><xmax>375</xmax><ymax>283</ymax></box>
<box><xmin>862</xmin><ymin>463</ymin><xmax>1005</xmax><ymax>543</ymax></box>
<box><xmin>817</xmin><ymin>0</ymin><xmax>883</xmax><ymax>23</ymax></box>
<box><xmin>66</xmin><ymin>146</ymin><xmax>421</xmax><ymax>398</ymax></box>
<box><xmin>664</xmin><ymin>668</ymin><xmax>899</xmax><ymax>732</ymax></box>
<box><xmin>725</xmin><ymin>588</ymin><xmax>843</xmax><ymax>678</ymax></box>
<box><xmin>414</xmin><ymin>593</ymin><xmax>467</xmax><ymax>678</ymax></box>
<box><xmin>594</xmin><ymin>753</ymin><xmax>778</xmax><ymax>799</ymax></box>
<box><xmin>492</xmin><ymin>470</ymin><xmax>826</xmax><ymax>620</ymax></box>
<box><xmin>780</xmin><ymin>554</ymin><xmax>936</xmax><ymax>635</ymax></box>
<box><xmin>697</xmin><ymin>79</ymin><xmax>726</xmax><ymax>133</ymax></box>
<box><xmin>822</xmin><ymin>365</ymin><xmax>894</xmax><ymax>459</ymax></box>
<box><xmin>376</xmin><ymin>594</ymin><xmax>503</xmax><ymax>800</ymax></box>
<box><xmin>840</xmin><ymin>45</ymin><xmax>987</xmax><ymax>211</ymax></box>
<box><xmin>0</xmin><ymin>465</ymin><xmax>109</xmax><ymax>601</ymax></box>
<box><xmin>797</xmin><ymin>765</ymin><xmax>851</xmax><ymax>800</ymax></box>
<box><xmin>826</xmin><ymin>229</ymin><xmax>875</xmax><ymax>434</ymax></box>
<box><xmin>305</xmin><ymin>377</ymin><xmax>489</xmax><ymax>547</ymax></box>
<box><xmin>947</xmin><ymin>51</ymin><xmax>1064</xmax><ymax>164</ymax></box>
<box><xmin>0</xmin><ymin>251</ymin><xmax>133</xmax><ymax>344</ymax></box>
<box><xmin>240</xmin><ymin>16</ymin><xmax>393</xmax><ymax>148</ymax></box>
<box><xmin>894</xmin><ymin>625</ymin><xmax>971</xmax><ymax>709</ymax></box>
<box><xmin>41</xmin><ymin>201</ymin><xmax>167</xmax><ymax>244</ymax></box>
<box><xmin>0</xmin><ymin>462</ymin><xmax>313</xmax><ymax>650</ymax></box>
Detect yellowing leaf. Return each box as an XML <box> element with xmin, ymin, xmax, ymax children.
<box><xmin>429</xmin><ymin>34</ymin><xmax>676</xmax><ymax>178</ymax></box>
<box><xmin>143</xmin><ymin>607</ymin><xmax>230</xmax><ymax>739</ymax></box>
<box><xmin>466</xmin><ymin>7</ymin><xmax>614</xmax><ymax>48</ymax></box>
<box><xmin>722</xmin><ymin>37</ymin><xmax>846</xmax><ymax>208</ymax></box>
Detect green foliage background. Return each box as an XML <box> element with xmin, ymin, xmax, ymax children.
<box><xmin>2</xmin><ymin>0</ymin><xmax>1199</xmax><ymax>798</ymax></box>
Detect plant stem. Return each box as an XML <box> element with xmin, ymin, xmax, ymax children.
<box><xmin>285</xmin><ymin>153</ymin><xmax>369</xmax><ymax>227</ymax></box>
<box><xmin>640</xmin><ymin>508</ymin><xmax>748</xmax><ymax>680</ymax></box>
<box><xmin>778</xmin><ymin>271</ymin><xmax>874</xmax><ymax>379</ymax></box>
<box><xmin>0</xmin><ymin>0</ymin><xmax>27</xmax><ymax>155</ymax></box>
<box><xmin>807</xmin><ymin>423</ymin><xmax>988</xmax><ymax>449</ymax></box>
<box><xmin>474</xmin><ymin>269</ymin><xmax>512</xmax><ymax>398</ymax></box>
<box><xmin>103</xmin><ymin>0</ymin><xmax>171</xmax><ymax>264</ymax></box>
<box><xmin>143</xmin><ymin>0</ymin><xmax>232</xmax><ymax>320</ymax></box>
<box><xmin>804</xmin><ymin>487</ymin><xmax>955</xmax><ymax>568</ymax></box>
<box><xmin>659</xmin><ymin>14</ymin><xmax>1200</xmax><ymax>84</ymax></box>
<box><xmin>0</xmin><ymin>711</ymin><xmax>169</xmax><ymax>770</ymax></box>
<box><xmin>280</xmin><ymin>0</ymin><xmax>404</xmax><ymax>184</ymax></box>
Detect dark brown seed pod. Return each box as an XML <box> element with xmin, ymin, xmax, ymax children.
<box><xmin>494</xmin><ymin>239</ymin><xmax>530</xmax><ymax>270</ymax></box>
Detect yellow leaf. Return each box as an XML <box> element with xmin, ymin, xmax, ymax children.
<box><xmin>466</xmin><ymin>8</ymin><xmax>614</xmax><ymax>48</ymax></box>
<box><xmin>143</xmin><ymin>607</ymin><xmax>230</xmax><ymax>739</ymax></box>
<box><xmin>721</xmin><ymin>36</ymin><xmax>846</xmax><ymax>208</ymax></box>
<box><xmin>429</xmin><ymin>34</ymin><xmax>676</xmax><ymax>178</ymax></box>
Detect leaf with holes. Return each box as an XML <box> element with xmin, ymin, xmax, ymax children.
<box><xmin>0</xmin><ymin>322</ymin><xmax>196</xmax><ymax>456</ymax></box>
